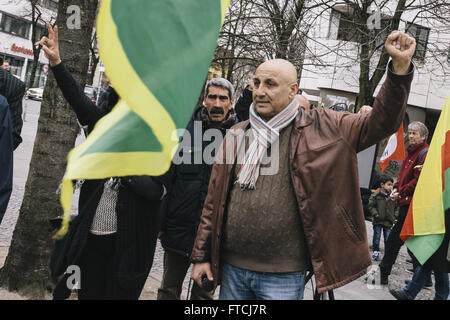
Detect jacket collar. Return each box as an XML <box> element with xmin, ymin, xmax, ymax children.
<box><xmin>294</xmin><ymin>108</ymin><xmax>314</xmax><ymax>128</ymax></box>
<box><xmin>230</xmin><ymin>107</ymin><xmax>314</xmax><ymax>133</ymax></box>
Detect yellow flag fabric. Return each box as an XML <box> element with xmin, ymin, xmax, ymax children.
<box><xmin>401</xmin><ymin>97</ymin><xmax>450</xmax><ymax>264</ymax></box>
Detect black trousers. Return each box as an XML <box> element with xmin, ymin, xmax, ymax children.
<box><xmin>77</xmin><ymin>233</ymin><xmax>117</xmax><ymax>300</ymax></box>
<box><xmin>379</xmin><ymin>205</ymin><xmax>419</xmax><ymax>276</ymax></box>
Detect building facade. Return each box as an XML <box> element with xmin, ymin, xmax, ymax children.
<box><xmin>0</xmin><ymin>0</ymin><xmax>58</xmax><ymax>87</ymax></box>
<box><xmin>299</xmin><ymin>1</ymin><xmax>450</xmax><ymax>133</ymax></box>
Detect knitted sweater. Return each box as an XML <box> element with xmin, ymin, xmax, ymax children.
<box><xmin>222</xmin><ymin>123</ymin><xmax>310</xmax><ymax>273</ymax></box>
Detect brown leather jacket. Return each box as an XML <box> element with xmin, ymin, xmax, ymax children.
<box><xmin>190</xmin><ymin>62</ymin><xmax>414</xmax><ymax>294</ymax></box>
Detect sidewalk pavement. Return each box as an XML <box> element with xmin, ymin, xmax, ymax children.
<box><xmin>141</xmin><ymin>237</ymin><xmax>402</xmax><ymax>300</ymax></box>
<box><xmin>143</xmin><ymin>222</ymin><xmax>437</xmax><ymax>300</ymax></box>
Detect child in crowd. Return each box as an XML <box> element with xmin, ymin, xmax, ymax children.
<box><xmin>368</xmin><ymin>176</ymin><xmax>398</xmax><ymax>261</ymax></box>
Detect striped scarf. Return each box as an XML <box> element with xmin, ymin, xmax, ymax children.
<box><xmin>237</xmin><ymin>98</ymin><xmax>299</xmax><ymax>189</ymax></box>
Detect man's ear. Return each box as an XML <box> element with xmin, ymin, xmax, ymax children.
<box><xmin>289</xmin><ymin>83</ymin><xmax>299</xmax><ymax>100</ymax></box>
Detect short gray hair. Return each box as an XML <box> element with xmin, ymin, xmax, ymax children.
<box><xmin>408</xmin><ymin>121</ymin><xmax>429</xmax><ymax>138</ymax></box>
<box><xmin>205</xmin><ymin>78</ymin><xmax>234</xmax><ymax>99</ymax></box>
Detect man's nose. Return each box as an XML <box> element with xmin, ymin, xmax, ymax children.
<box><xmin>253</xmin><ymin>86</ymin><xmax>266</xmax><ymax>97</ymax></box>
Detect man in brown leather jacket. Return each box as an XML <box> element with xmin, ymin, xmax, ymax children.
<box><xmin>190</xmin><ymin>31</ymin><xmax>416</xmax><ymax>300</ymax></box>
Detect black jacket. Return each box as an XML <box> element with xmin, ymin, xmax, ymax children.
<box><xmin>0</xmin><ymin>69</ymin><xmax>25</xmax><ymax>149</ymax></box>
<box><xmin>0</xmin><ymin>95</ymin><xmax>13</xmax><ymax>223</ymax></box>
<box><xmin>160</xmin><ymin>107</ymin><xmax>238</xmax><ymax>257</ymax></box>
<box><xmin>49</xmin><ymin>62</ymin><xmax>169</xmax><ymax>299</ymax></box>
<box><xmin>234</xmin><ymin>85</ymin><xmax>252</xmax><ymax>121</ymax></box>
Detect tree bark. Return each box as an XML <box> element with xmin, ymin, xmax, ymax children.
<box><xmin>0</xmin><ymin>0</ymin><xmax>98</xmax><ymax>299</ymax></box>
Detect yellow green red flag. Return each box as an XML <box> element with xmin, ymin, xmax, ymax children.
<box><xmin>400</xmin><ymin>96</ymin><xmax>450</xmax><ymax>264</ymax></box>
<box><xmin>54</xmin><ymin>0</ymin><xmax>230</xmax><ymax>239</ymax></box>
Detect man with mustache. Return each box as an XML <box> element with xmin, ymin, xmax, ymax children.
<box><xmin>157</xmin><ymin>78</ymin><xmax>240</xmax><ymax>300</ymax></box>
<box><xmin>190</xmin><ymin>31</ymin><xmax>416</xmax><ymax>300</ymax></box>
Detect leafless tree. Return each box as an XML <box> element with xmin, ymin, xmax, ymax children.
<box><xmin>214</xmin><ymin>0</ymin><xmax>317</xmax><ymax>96</ymax></box>
<box><xmin>214</xmin><ymin>0</ymin><xmax>450</xmax><ymax>110</ymax></box>
<box><xmin>27</xmin><ymin>0</ymin><xmax>56</xmax><ymax>89</ymax></box>
<box><xmin>301</xmin><ymin>0</ymin><xmax>450</xmax><ymax>111</ymax></box>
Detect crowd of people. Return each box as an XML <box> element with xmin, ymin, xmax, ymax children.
<box><xmin>374</xmin><ymin>121</ymin><xmax>450</xmax><ymax>300</ymax></box>
<box><xmin>0</xmin><ymin>21</ymin><xmax>448</xmax><ymax>300</ymax></box>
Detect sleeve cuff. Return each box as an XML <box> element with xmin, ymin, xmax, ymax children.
<box><xmin>190</xmin><ymin>257</ymin><xmax>209</xmax><ymax>264</ymax></box>
<box><xmin>50</xmin><ymin>61</ymin><xmax>64</xmax><ymax>71</ymax></box>
<box><xmin>387</xmin><ymin>60</ymin><xmax>415</xmax><ymax>78</ymax></box>
<box><xmin>50</xmin><ymin>61</ymin><xmax>66</xmax><ymax>78</ymax></box>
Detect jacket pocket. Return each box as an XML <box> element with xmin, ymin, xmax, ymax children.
<box><xmin>336</xmin><ymin>205</ymin><xmax>364</xmax><ymax>242</ymax></box>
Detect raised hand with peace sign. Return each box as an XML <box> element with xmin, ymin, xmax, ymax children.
<box><xmin>35</xmin><ymin>22</ymin><xmax>61</xmax><ymax>67</ymax></box>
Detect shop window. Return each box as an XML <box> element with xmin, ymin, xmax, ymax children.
<box><xmin>3</xmin><ymin>55</ymin><xmax>25</xmax><ymax>79</ymax></box>
<box><xmin>373</xmin><ymin>18</ymin><xmax>391</xmax><ymax>49</ymax></box>
<box><xmin>33</xmin><ymin>24</ymin><xmax>47</xmax><ymax>40</ymax></box>
<box><xmin>406</xmin><ymin>22</ymin><xmax>430</xmax><ymax>60</ymax></box>
<box><xmin>25</xmin><ymin>61</ymin><xmax>46</xmax><ymax>88</ymax></box>
<box><xmin>0</xmin><ymin>13</ymin><xmax>31</xmax><ymax>39</ymax></box>
<box><xmin>328</xmin><ymin>9</ymin><xmax>359</xmax><ymax>43</ymax></box>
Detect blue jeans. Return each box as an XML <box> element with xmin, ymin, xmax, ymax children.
<box><xmin>403</xmin><ymin>266</ymin><xmax>449</xmax><ymax>300</ymax></box>
<box><xmin>219</xmin><ymin>263</ymin><xmax>307</xmax><ymax>300</ymax></box>
<box><xmin>372</xmin><ymin>225</ymin><xmax>391</xmax><ymax>252</ymax></box>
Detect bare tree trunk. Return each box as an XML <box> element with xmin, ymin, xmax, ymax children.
<box><xmin>87</xmin><ymin>32</ymin><xmax>99</xmax><ymax>85</ymax></box>
<box><xmin>358</xmin><ymin>32</ymin><xmax>375</xmax><ymax>110</ymax></box>
<box><xmin>355</xmin><ymin>0</ymin><xmax>407</xmax><ymax>111</ymax></box>
<box><xmin>28</xmin><ymin>50</ymin><xmax>41</xmax><ymax>89</ymax></box>
<box><xmin>0</xmin><ymin>0</ymin><xmax>98</xmax><ymax>299</ymax></box>
<box><xmin>27</xmin><ymin>1</ymin><xmax>41</xmax><ymax>89</ymax></box>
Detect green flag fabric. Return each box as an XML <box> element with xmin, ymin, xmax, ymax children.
<box><xmin>55</xmin><ymin>0</ymin><xmax>230</xmax><ymax>239</ymax></box>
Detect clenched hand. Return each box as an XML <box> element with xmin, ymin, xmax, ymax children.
<box><xmin>385</xmin><ymin>31</ymin><xmax>416</xmax><ymax>75</ymax></box>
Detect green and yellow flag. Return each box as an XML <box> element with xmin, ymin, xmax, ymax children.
<box><xmin>55</xmin><ymin>0</ymin><xmax>230</xmax><ymax>239</ymax></box>
<box><xmin>400</xmin><ymin>97</ymin><xmax>450</xmax><ymax>264</ymax></box>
